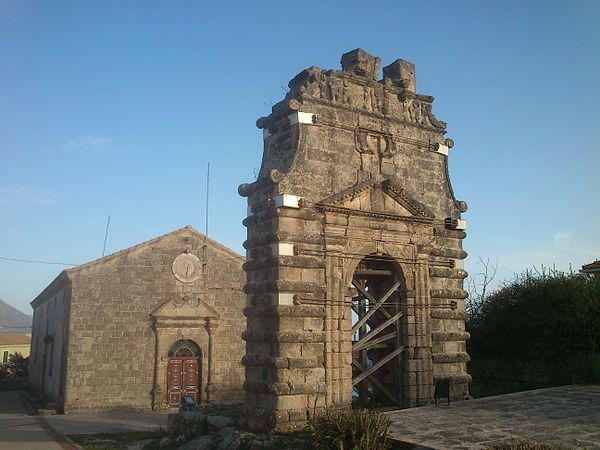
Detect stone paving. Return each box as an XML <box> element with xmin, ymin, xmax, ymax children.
<box><xmin>44</xmin><ymin>408</ymin><xmax>170</xmax><ymax>435</ymax></box>
<box><xmin>0</xmin><ymin>391</ymin><xmax>70</xmax><ymax>450</ymax></box>
<box><xmin>385</xmin><ymin>385</ymin><xmax>600</xmax><ymax>449</ymax></box>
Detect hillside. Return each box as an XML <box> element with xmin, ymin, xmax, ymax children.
<box><xmin>0</xmin><ymin>298</ymin><xmax>32</xmax><ymax>334</ymax></box>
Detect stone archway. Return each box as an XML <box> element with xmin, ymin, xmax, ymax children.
<box><xmin>167</xmin><ymin>339</ymin><xmax>202</xmax><ymax>406</ymax></box>
<box><xmin>351</xmin><ymin>254</ymin><xmax>406</xmax><ymax>407</ymax></box>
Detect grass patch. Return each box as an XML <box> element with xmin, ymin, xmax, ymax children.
<box><xmin>68</xmin><ymin>431</ymin><xmax>169</xmax><ymax>450</ymax></box>
<box><xmin>307</xmin><ymin>408</ymin><xmax>393</xmax><ymax>450</ymax></box>
<box><xmin>484</xmin><ymin>440</ymin><xmax>586</xmax><ymax>450</ymax></box>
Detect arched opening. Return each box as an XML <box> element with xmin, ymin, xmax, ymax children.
<box><xmin>351</xmin><ymin>254</ymin><xmax>405</xmax><ymax>407</ymax></box>
<box><xmin>167</xmin><ymin>339</ymin><xmax>202</xmax><ymax>406</ymax></box>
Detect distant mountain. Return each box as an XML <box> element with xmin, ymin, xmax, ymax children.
<box><xmin>0</xmin><ymin>298</ymin><xmax>32</xmax><ymax>334</ymax></box>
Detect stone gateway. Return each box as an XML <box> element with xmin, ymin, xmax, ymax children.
<box><xmin>239</xmin><ymin>49</ymin><xmax>470</xmax><ymax>431</ymax></box>
<box><xmin>28</xmin><ymin>226</ymin><xmax>246</xmax><ymax>412</ymax></box>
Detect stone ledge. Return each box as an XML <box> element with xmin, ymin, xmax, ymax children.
<box><xmin>433</xmin><ymin>373</ymin><xmax>472</xmax><ymax>383</ymax></box>
<box><xmin>244</xmin><ymin>280</ymin><xmax>326</xmax><ymax>295</ymax></box>
<box><xmin>430</xmin><ymin>288</ymin><xmax>468</xmax><ymax>300</ymax></box>
<box><xmin>434</xmin><ymin>228</ymin><xmax>467</xmax><ymax>239</ymax></box>
<box><xmin>242</xmin><ymin>355</ymin><xmax>322</xmax><ymax>369</ymax></box>
<box><xmin>429</xmin><ymin>267</ymin><xmax>468</xmax><ymax>279</ymax></box>
<box><xmin>244</xmin><ymin>232</ymin><xmax>324</xmax><ymax>249</ymax></box>
<box><xmin>244</xmin><ymin>381</ymin><xmax>326</xmax><ymax>396</ymax></box>
<box><xmin>432</xmin><ymin>352</ymin><xmax>471</xmax><ymax>363</ymax></box>
<box><xmin>242</xmin><ymin>330</ymin><xmax>326</xmax><ymax>343</ymax></box>
<box><xmin>243</xmin><ymin>304</ymin><xmax>325</xmax><ymax>318</ymax></box>
<box><xmin>431</xmin><ymin>331</ymin><xmax>470</xmax><ymax>342</ymax></box>
<box><xmin>431</xmin><ymin>247</ymin><xmax>468</xmax><ymax>259</ymax></box>
<box><xmin>431</xmin><ymin>310</ymin><xmax>468</xmax><ymax>320</ymax></box>
<box><xmin>243</xmin><ymin>255</ymin><xmax>326</xmax><ymax>271</ymax></box>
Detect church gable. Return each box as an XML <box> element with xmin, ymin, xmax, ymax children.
<box><xmin>150</xmin><ymin>296</ymin><xmax>220</xmax><ymax>320</ymax></box>
<box><xmin>317</xmin><ymin>176</ymin><xmax>435</xmax><ymax>221</ymax></box>
<box><xmin>65</xmin><ymin>225</ymin><xmax>244</xmax><ymax>277</ymax></box>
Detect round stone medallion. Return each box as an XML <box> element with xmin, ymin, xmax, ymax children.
<box><xmin>172</xmin><ymin>253</ymin><xmax>201</xmax><ymax>283</ymax></box>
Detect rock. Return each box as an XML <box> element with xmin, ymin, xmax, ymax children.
<box><xmin>178</xmin><ymin>435</ymin><xmax>215</xmax><ymax>450</ymax></box>
<box><xmin>159</xmin><ymin>436</ymin><xmax>173</xmax><ymax>448</ymax></box>
<box><xmin>182</xmin><ymin>411</ymin><xmax>207</xmax><ymax>424</ymax></box>
<box><xmin>217</xmin><ymin>433</ymin><xmax>240</xmax><ymax>450</ymax></box>
<box><xmin>217</xmin><ymin>426</ymin><xmax>236</xmax><ymax>439</ymax></box>
<box><xmin>206</xmin><ymin>415</ymin><xmax>235</xmax><ymax>429</ymax></box>
<box><xmin>175</xmin><ymin>435</ymin><xmax>187</xmax><ymax>445</ymax></box>
<box><xmin>247</xmin><ymin>436</ymin><xmax>279</xmax><ymax>449</ymax></box>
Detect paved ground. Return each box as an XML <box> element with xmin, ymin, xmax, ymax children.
<box><xmin>44</xmin><ymin>408</ymin><xmax>170</xmax><ymax>436</ymax></box>
<box><xmin>0</xmin><ymin>391</ymin><xmax>72</xmax><ymax>450</ymax></box>
<box><xmin>385</xmin><ymin>384</ymin><xmax>600</xmax><ymax>449</ymax></box>
<box><xmin>0</xmin><ymin>390</ymin><xmax>172</xmax><ymax>450</ymax></box>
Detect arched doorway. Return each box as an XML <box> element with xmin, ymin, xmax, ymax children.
<box><xmin>167</xmin><ymin>339</ymin><xmax>202</xmax><ymax>406</ymax></box>
<box><xmin>351</xmin><ymin>254</ymin><xmax>405</xmax><ymax>406</ymax></box>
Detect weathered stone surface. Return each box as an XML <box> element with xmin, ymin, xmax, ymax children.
<box><xmin>217</xmin><ymin>432</ymin><xmax>240</xmax><ymax>450</ymax></box>
<box><xmin>341</xmin><ymin>48</ymin><xmax>381</xmax><ymax>80</ymax></box>
<box><xmin>217</xmin><ymin>426</ymin><xmax>237</xmax><ymax>439</ymax></box>
<box><xmin>182</xmin><ymin>411</ymin><xmax>207</xmax><ymax>425</ymax></box>
<box><xmin>159</xmin><ymin>436</ymin><xmax>173</xmax><ymax>448</ymax></box>
<box><xmin>178</xmin><ymin>435</ymin><xmax>215</xmax><ymax>450</ymax></box>
<box><xmin>207</xmin><ymin>415</ymin><xmax>236</xmax><ymax>429</ymax></box>
<box><xmin>241</xmin><ymin>50</ymin><xmax>469</xmax><ymax>431</ymax></box>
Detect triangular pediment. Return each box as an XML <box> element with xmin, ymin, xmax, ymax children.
<box><xmin>150</xmin><ymin>296</ymin><xmax>220</xmax><ymax>320</ymax></box>
<box><xmin>317</xmin><ymin>176</ymin><xmax>435</xmax><ymax>221</ymax></box>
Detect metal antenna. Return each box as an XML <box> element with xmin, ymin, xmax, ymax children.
<box><xmin>205</xmin><ymin>162</ymin><xmax>210</xmax><ymax>238</ymax></box>
<box><xmin>102</xmin><ymin>215</ymin><xmax>111</xmax><ymax>257</ymax></box>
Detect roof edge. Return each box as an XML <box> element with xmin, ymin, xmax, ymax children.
<box><xmin>31</xmin><ymin>271</ymin><xmax>70</xmax><ymax>308</ymax></box>
<box><xmin>65</xmin><ymin>225</ymin><xmax>244</xmax><ymax>275</ymax></box>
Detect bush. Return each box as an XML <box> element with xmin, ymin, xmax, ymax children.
<box><xmin>467</xmin><ymin>270</ymin><xmax>600</xmax><ymax>396</ymax></box>
<box><xmin>1</xmin><ymin>353</ymin><xmax>29</xmax><ymax>378</ymax></box>
<box><xmin>468</xmin><ymin>271</ymin><xmax>600</xmax><ymax>360</ymax></box>
<box><xmin>307</xmin><ymin>408</ymin><xmax>392</xmax><ymax>450</ymax></box>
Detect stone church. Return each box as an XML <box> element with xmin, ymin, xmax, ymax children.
<box><xmin>240</xmin><ymin>49</ymin><xmax>470</xmax><ymax>430</ymax></box>
<box><xmin>29</xmin><ymin>226</ymin><xmax>246</xmax><ymax>413</ymax></box>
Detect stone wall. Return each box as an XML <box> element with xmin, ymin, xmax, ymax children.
<box><xmin>240</xmin><ymin>49</ymin><xmax>470</xmax><ymax>431</ymax></box>
<box><xmin>29</xmin><ymin>277</ymin><xmax>70</xmax><ymax>408</ymax></box>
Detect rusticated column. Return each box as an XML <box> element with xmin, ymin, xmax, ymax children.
<box><xmin>150</xmin><ymin>319</ymin><xmax>164</xmax><ymax>410</ymax></box>
<box><xmin>205</xmin><ymin>318</ymin><xmax>218</xmax><ymax>403</ymax></box>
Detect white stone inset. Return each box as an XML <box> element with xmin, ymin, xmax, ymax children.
<box><xmin>271</xmin><ymin>242</ymin><xmax>294</xmax><ymax>256</ymax></box>
<box><xmin>273</xmin><ymin>194</ymin><xmax>303</xmax><ymax>209</ymax></box>
<box><xmin>288</xmin><ymin>111</ymin><xmax>316</xmax><ymax>126</ymax></box>
<box><xmin>434</xmin><ymin>143</ymin><xmax>449</xmax><ymax>156</ymax></box>
<box><xmin>275</xmin><ymin>293</ymin><xmax>294</xmax><ymax>306</ymax></box>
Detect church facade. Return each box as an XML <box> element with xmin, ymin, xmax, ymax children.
<box><xmin>29</xmin><ymin>226</ymin><xmax>246</xmax><ymax>412</ymax></box>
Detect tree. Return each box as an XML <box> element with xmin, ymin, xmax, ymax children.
<box><xmin>465</xmin><ymin>257</ymin><xmax>497</xmax><ymax>324</ymax></box>
<box><xmin>0</xmin><ymin>352</ymin><xmax>29</xmax><ymax>378</ymax></box>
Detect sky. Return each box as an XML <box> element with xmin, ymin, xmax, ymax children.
<box><xmin>1</xmin><ymin>0</ymin><xmax>599</xmax><ymax>315</ymax></box>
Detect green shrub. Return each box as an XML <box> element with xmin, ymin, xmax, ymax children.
<box><xmin>307</xmin><ymin>408</ymin><xmax>392</xmax><ymax>450</ymax></box>
<box><xmin>0</xmin><ymin>353</ymin><xmax>29</xmax><ymax>379</ymax></box>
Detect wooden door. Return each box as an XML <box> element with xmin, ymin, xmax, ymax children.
<box><xmin>167</xmin><ymin>357</ymin><xmax>200</xmax><ymax>406</ymax></box>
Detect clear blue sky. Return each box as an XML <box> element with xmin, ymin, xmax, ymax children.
<box><xmin>1</xmin><ymin>0</ymin><xmax>599</xmax><ymax>314</ymax></box>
